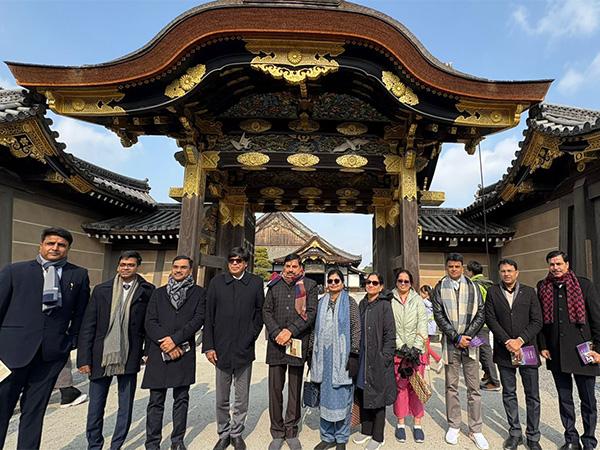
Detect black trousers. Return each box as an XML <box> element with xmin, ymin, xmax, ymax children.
<box><xmin>498</xmin><ymin>365</ymin><xmax>541</xmax><ymax>442</ymax></box>
<box><xmin>356</xmin><ymin>388</ymin><xmax>385</xmax><ymax>444</ymax></box>
<box><xmin>551</xmin><ymin>370</ymin><xmax>597</xmax><ymax>449</ymax></box>
<box><xmin>478</xmin><ymin>328</ymin><xmax>499</xmax><ymax>384</ymax></box>
<box><xmin>0</xmin><ymin>349</ymin><xmax>68</xmax><ymax>449</ymax></box>
<box><xmin>268</xmin><ymin>364</ymin><xmax>303</xmax><ymax>439</ymax></box>
<box><xmin>145</xmin><ymin>386</ymin><xmax>190</xmax><ymax>449</ymax></box>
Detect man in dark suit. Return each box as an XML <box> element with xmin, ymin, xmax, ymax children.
<box><xmin>485</xmin><ymin>259</ymin><xmax>543</xmax><ymax>450</ymax></box>
<box><xmin>0</xmin><ymin>226</ymin><xmax>90</xmax><ymax>449</ymax></box>
<box><xmin>538</xmin><ymin>251</ymin><xmax>600</xmax><ymax>450</ymax></box>
<box><xmin>203</xmin><ymin>247</ymin><xmax>265</xmax><ymax>450</ymax></box>
<box><xmin>263</xmin><ymin>253</ymin><xmax>318</xmax><ymax>450</ymax></box>
<box><xmin>77</xmin><ymin>250</ymin><xmax>155</xmax><ymax>450</ymax></box>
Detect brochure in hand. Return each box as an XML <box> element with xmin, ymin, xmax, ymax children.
<box><xmin>161</xmin><ymin>341</ymin><xmax>191</xmax><ymax>362</ymax></box>
<box><xmin>469</xmin><ymin>336</ymin><xmax>484</xmax><ymax>348</ymax></box>
<box><xmin>577</xmin><ymin>341</ymin><xmax>595</xmax><ymax>365</ymax></box>
<box><xmin>511</xmin><ymin>345</ymin><xmax>538</xmax><ymax>366</ymax></box>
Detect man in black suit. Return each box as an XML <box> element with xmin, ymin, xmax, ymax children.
<box><xmin>77</xmin><ymin>250</ymin><xmax>155</xmax><ymax>450</ymax></box>
<box><xmin>0</xmin><ymin>227</ymin><xmax>90</xmax><ymax>449</ymax></box>
<box><xmin>485</xmin><ymin>259</ymin><xmax>543</xmax><ymax>450</ymax></box>
<box><xmin>538</xmin><ymin>251</ymin><xmax>600</xmax><ymax>450</ymax></box>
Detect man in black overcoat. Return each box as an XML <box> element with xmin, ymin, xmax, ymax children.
<box><xmin>537</xmin><ymin>251</ymin><xmax>600</xmax><ymax>450</ymax></box>
<box><xmin>203</xmin><ymin>247</ymin><xmax>264</xmax><ymax>450</ymax></box>
<box><xmin>143</xmin><ymin>255</ymin><xmax>205</xmax><ymax>450</ymax></box>
<box><xmin>77</xmin><ymin>250</ymin><xmax>155</xmax><ymax>450</ymax></box>
<box><xmin>0</xmin><ymin>227</ymin><xmax>90</xmax><ymax>449</ymax></box>
<box><xmin>263</xmin><ymin>253</ymin><xmax>318</xmax><ymax>450</ymax></box>
<box><xmin>485</xmin><ymin>259</ymin><xmax>543</xmax><ymax>450</ymax></box>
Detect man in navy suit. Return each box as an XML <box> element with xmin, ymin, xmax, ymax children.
<box><xmin>0</xmin><ymin>227</ymin><xmax>90</xmax><ymax>449</ymax></box>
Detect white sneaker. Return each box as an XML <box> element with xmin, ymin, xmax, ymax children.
<box><xmin>365</xmin><ymin>440</ymin><xmax>384</xmax><ymax>450</ymax></box>
<box><xmin>445</xmin><ymin>427</ymin><xmax>460</xmax><ymax>445</ymax></box>
<box><xmin>352</xmin><ymin>433</ymin><xmax>371</xmax><ymax>445</ymax></box>
<box><xmin>469</xmin><ymin>432</ymin><xmax>489</xmax><ymax>450</ymax></box>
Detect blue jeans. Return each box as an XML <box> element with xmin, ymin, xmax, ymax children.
<box><xmin>320</xmin><ymin>413</ymin><xmax>351</xmax><ymax>444</ymax></box>
<box><xmin>86</xmin><ymin>374</ymin><xmax>137</xmax><ymax>450</ymax></box>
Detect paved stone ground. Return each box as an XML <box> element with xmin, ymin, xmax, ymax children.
<box><xmin>5</xmin><ymin>335</ymin><xmax>595</xmax><ymax>450</ymax></box>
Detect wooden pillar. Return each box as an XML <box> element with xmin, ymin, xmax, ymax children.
<box><xmin>398</xmin><ymin>158</ymin><xmax>420</xmax><ymax>287</ymax></box>
<box><xmin>0</xmin><ymin>189</ymin><xmax>13</xmax><ymax>267</ymax></box>
<box><xmin>573</xmin><ymin>178</ymin><xmax>591</xmax><ymax>277</ymax></box>
<box><xmin>372</xmin><ymin>190</ymin><xmax>401</xmax><ymax>287</ymax></box>
<box><xmin>176</xmin><ymin>144</ymin><xmax>206</xmax><ymax>278</ymax></box>
<box><xmin>216</xmin><ymin>187</ymin><xmax>248</xmax><ymax>269</ymax></box>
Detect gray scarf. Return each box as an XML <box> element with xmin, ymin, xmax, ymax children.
<box><xmin>101</xmin><ymin>275</ymin><xmax>138</xmax><ymax>376</ymax></box>
<box><xmin>36</xmin><ymin>254</ymin><xmax>68</xmax><ymax>315</ymax></box>
<box><xmin>167</xmin><ymin>274</ymin><xmax>195</xmax><ymax>310</ymax></box>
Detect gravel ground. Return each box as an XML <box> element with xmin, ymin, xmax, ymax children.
<box><xmin>4</xmin><ymin>336</ymin><xmax>593</xmax><ymax>450</ymax></box>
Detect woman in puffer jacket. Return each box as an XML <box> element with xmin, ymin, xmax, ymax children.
<box><xmin>391</xmin><ymin>269</ymin><xmax>428</xmax><ymax>444</ymax></box>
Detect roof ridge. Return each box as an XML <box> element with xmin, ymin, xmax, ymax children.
<box><xmin>67</xmin><ymin>154</ymin><xmax>150</xmax><ymax>191</ymax></box>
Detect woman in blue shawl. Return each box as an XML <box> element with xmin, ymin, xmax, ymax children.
<box><xmin>311</xmin><ymin>269</ymin><xmax>361</xmax><ymax>450</ymax></box>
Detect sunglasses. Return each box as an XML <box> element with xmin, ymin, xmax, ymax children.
<box><xmin>228</xmin><ymin>258</ymin><xmax>243</xmax><ymax>264</ymax></box>
<box><xmin>327</xmin><ymin>278</ymin><xmax>341</xmax><ymax>285</ymax></box>
<box><xmin>396</xmin><ymin>279</ymin><xmax>411</xmax><ymax>285</ymax></box>
<box><xmin>365</xmin><ymin>280</ymin><xmax>380</xmax><ymax>286</ymax></box>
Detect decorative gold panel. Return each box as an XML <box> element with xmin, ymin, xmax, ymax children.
<box><xmin>400</xmin><ymin>162</ymin><xmax>417</xmax><ymax>201</ymax></box>
<box><xmin>165</xmin><ymin>64</ymin><xmax>206</xmax><ymax>99</ymax></box>
<box><xmin>381</xmin><ymin>72</ymin><xmax>419</xmax><ymax>106</ymax></box>
<box><xmin>287</xmin><ymin>153</ymin><xmax>319</xmax><ymax>171</ymax></box>
<box><xmin>260</xmin><ymin>186</ymin><xmax>285</xmax><ymax>199</ymax></box>
<box><xmin>246</xmin><ymin>39</ymin><xmax>344</xmax><ymax>85</ymax></box>
<box><xmin>500</xmin><ymin>183</ymin><xmax>519</xmax><ymax>202</ymax></box>
<box><xmin>419</xmin><ymin>190</ymin><xmax>445</xmax><ymax>206</ymax></box>
<box><xmin>182</xmin><ymin>162</ymin><xmax>206</xmax><ymax>198</ymax></box>
<box><xmin>336</xmin><ymin>154</ymin><xmax>368</xmax><ymax>171</ymax></box>
<box><xmin>337</xmin><ymin>122</ymin><xmax>368</xmax><ymax>136</ymax></box>
<box><xmin>237</xmin><ymin>152</ymin><xmax>269</xmax><ymax>169</ymax></box>
<box><xmin>521</xmin><ymin>133</ymin><xmax>562</xmax><ymax>173</ymax></box>
<box><xmin>384</xmin><ymin>154</ymin><xmax>403</xmax><ymax>174</ymax></box>
<box><xmin>299</xmin><ymin>187</ymin><xmax>322</xmax><ymax>198</ymax></box>
<box><xmin>45</xmin><ymin>171</ymin><xmax>65</xmax><ymax>184</ymax></box>
<box><xmin>454</xmin><ymin>101</ymin><xmax>523</xmax><ymax>128</ymax></box>
<box><xmin>240</xmin><ymin>119</ymin><xmax>272</xmax><ymax>133</ymax></box>
<box><xmin>66</xmin><ymin>175</ymin><xmax>93</xmax><ymax>193</ymax></box>
<box><xmin>336</xmin><ymin>188</ymin><xmax>359</xmax><ymax>199</ymax></box>
<box><xmin>200</xmin><ymin>151</ymin><xmax>220</xmax><ymax>170</ymax></box>
<box><xmin>289</xmin><ymin>113</ymin><xmax>319</xmax><ymax>133</ymax></box>
<box><xmin>0</xmin><ymin>118</ymin><xmax>58</xmax><ymax>162</ymax></box>
<box><xmin>169</xmin><ymin>187</ymin><xmax>183</xmax><ymax>201</ymax></box>
<box><xmin>44</xmin><ymin>89</ymin><xmax>125</xmax><ymax>116</ymax></box>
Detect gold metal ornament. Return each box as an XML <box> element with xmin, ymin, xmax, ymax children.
<box><xmin>260</xmin><ymin>187</ymin><xmax>285</xmax><ymax>199</ymax></box>
<box><xmin>454</xmin><ymin>101</ymin><xmax>523</xmax><ymax>128</ymax></box>
<box><xmin>289</xmin><ymin>112</ymin><xmax>319</xmax><ymax>133</ymax></box>
<box><xmin>44</xmin><ymin>89</ymin><xmax>125</xmax><ymax>116</ymax></box>
<box><xmin>237</xmin><ymin>152</ymin><xmax>270</xmax><ymax>168</ymax></box>
<box><xmin>419</xmin><ymin>190</ymin><xmax>445</xmax><ymax>206</ymax></box>
<box><xmin>384</xmin><ymin>154</ymin><xmax>403</xmax><ymax>174</ymax></box>
<box><xmin>336</xmin><ymin>154</ymin><xmax>368</xmax><ymax>171</ymax></box>
<box><xmin>200</xmin><ymin>151</ymin><xmax>220</xmax><ymax>170</ymax></box>
<box><xmin>239</xmin><ymin>119</ymin><xmax>272</xmax><ymax>134</ymax></box>
<box><xmin>299</xmin><ymin>187</ymin><xmax>322</xmax><ymax>198</ymax></box>
<box><xmin>381</xmin><ymin>72</ymin><xmax>419</xmax><ymax>106</ymax></box>
<box><xmin>165</xmin><ymin>64</ymin><xmax>207</xmax><ymax>99</ymax></box>
<box><xmin>336</xmin><ymin>188</ymin><xmax>359</xmax><ymax>199</ymax></box>
<box><xmin>287</xmin><ymin>153</ymin><xmax>320</xmax><ymax>171</ymax></box>
<box><xmin>337</xmin><ymin>122</ymin><xmax>368</xmax><ymax>136</ymax></box>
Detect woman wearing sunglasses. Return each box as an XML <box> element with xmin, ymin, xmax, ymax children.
<box><xmin>352</xmin><ymin>273</ymin><xmax>396</xmax><ymax>450</ymax></box>
<box><xmin>311</xmin><ymin>269</ymin><xmax>360</xmax><ymax>450</ymax></box>
<box><xmin>391</xmin><ymin>269</ymin><xmax>428</xmax><ymax>444</ymax></box>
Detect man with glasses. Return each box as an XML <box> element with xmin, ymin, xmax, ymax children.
<box><xmin>203</xmin><ymin>247</ymin><xmax>265</xmax><ymax>450</ymax></box>
<box><xmin>432</xmin><ymin>253</ymin><xmax>488</xmax><ymax>449</ymax></box>
<box><xmin>263</xmin><ymin>253</ymin><xmax>318</xmax><ymax>450</ymax></box>
<box><xmin>77</xmin><ymin>250</ymin><xmax>155</xmax><ymax>450</ymax></box>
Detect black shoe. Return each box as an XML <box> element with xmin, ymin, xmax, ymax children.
<box><xmin>503</xmin><ymin>435</ymin><xmax>523</xmax><ymax>449</ymax></box>
<box><xmin>59</xmin><ymin>386</ymin><xmax>88</xmax><ymax>408</ymax></box>
<box><xmin>335</xmin><ymin>444</ymin><xmax>346</xmax><ymax>450</ymax></box>
<box><xmin>314</xmin><ymin>442</ymin><xmax>336</xmax><ymax>450</ymax></box>
<box><xmin>559</xmin><ymin>444</ymin><xmax>582</xmax><ymax>450</ymax></box>
<box><xmin>213</xmin><ymin>436</ymin><xmax>231</xmax><ymax>450</ymax></box>
<box><xmin>231</xmin><ymin>436</ymin><xmax>246</xmax><ymax>450</ymax></box>
<box><xmin>171</xmin><ymin>443</ymin><xmax>186</xmax><ymax>450</ymax></box>
<box><xmin>526</xmin><ymin>440</ymin><xmax>542</xmax><ymax>450</ymax></box>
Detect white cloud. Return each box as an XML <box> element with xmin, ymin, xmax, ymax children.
<box><xmin>430</xmin><ymin>137</ymin><xmax>519</xmax><ymax>208</ymax></box>
<box><xmin>0</xmin><ymin>76</ymin><xmax>18</xmax><ymax>90</ymax></box>
<box><xmin>52</xmin><ymin>115</ymin><xmax>139</xmax><ymax>169</ymax></box>
<box><xmin>557</xmin><ymin>52</ymin><xmax>600</xmax><ymax>95</ymax></box>
<box><xmin>512</xmin><ymin>0</ymin><xmax>600</xmax><ymax>38</ymax></box>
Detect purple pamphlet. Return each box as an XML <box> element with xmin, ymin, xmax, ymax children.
<box><xmin>520</xmin><ymin>345</ymin><xmax>538</xmax><ymax>366</ymax></box>
<box><xmin>577</xmin><ymin>341</ymin><xmax>594</xmax><ymax>365</ymax></box>
<box><xmin>469</xmin><ymin>336</ymin><xmax>484</xmax><ymax>348</ymax></box>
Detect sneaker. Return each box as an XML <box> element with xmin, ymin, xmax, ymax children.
<box><xmin>395</xmin><ymin>425</ymin><xmax>406</xmax><ymax>442</ymax></box>
<box><xmin>480</xmin><ymin>382</ymin><xmax>501</xmax><ymax>392</ymax></box>
<box><xmin>413</xmin><ymin>427</ymin><xmax>425</xmax><ymax>443</ymax></box>
<box><xmin>470</xmin><ymin>433</ymin><xmax>490</xmax><ymax>450</ymax></box>
<box><xmin>365</xmin><ymin>441</ymin><xmax>383</xmax><ymax>450</ymax></box>
<box><xmin>352</xmin><ymin>434</ymin><xmax>371</xmax><ymax>445</ymax></box>
<box><xmin>268</xmin><ymin>438</ymin><xmax>285</xmax><ymax>450</ymax></box>
<box><xmin>445</xmin><ymin>427</ymin><xmax>460</xmax><ymax>445</ymax></box>
<box><xmin>59</xmin><ymin>387</ymin><xmax>88</xmax><ymax>408</ymax></box>
<box><xmin>287</xmin><ymin>437</ymin><xmax>302</xmax><ymax>450</ymax></box>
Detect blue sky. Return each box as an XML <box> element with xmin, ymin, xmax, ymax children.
<box><xmin>2</xmin><ymin>0</ymin><xmax>600</xmax><ymax>266</ymax></box>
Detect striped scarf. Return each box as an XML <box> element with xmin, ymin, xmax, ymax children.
<box><xmin>539</xmin><ymin>270</ymin><xmax>586</xmax><ymax>325</ymax></box>
<box><xmin>36</xmin><ymin>254</ymin><xmax>67</xmax><ymax>315</ymax></box>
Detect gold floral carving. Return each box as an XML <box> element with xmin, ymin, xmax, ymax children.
<box><xmin>246</xmin><ymin>39</ymin><xmax>344</xmax><ymax>85</ymax></box>
<box><xmin>387</xmin><ymin>203</ymin><xmax>400</xmax><ymax>227</ymax></box>
<box><xmin>66</xmin><ymin>176</ymin><xmax>93</xmax><ymax>193</ymax></box>
<box><xmin>336</xmin><ymin>154</ymin><xmax>368</xmax><ymax>171</ymax></box>
<box><xmin>384</xmin><ymin>154</ymin><xmax>403</xmax><ymax>174</ymax></box>
<box><xmin>400</xmin><ymin>162</ymin><xmax>417</xmax><ymax>201</ymax></box>
<box><xmin>337</xmin><ymin>122</ymin><xmax>368</xmax><ymax>136</ymax></box>
<box><xmin>45</xmin><ymin>172</ymin><xmax>66</xmax><ymax>184</ymax></box>
<box><xmin>260</xmin><ymin>187</ymin><xmax>285</xmax><ymax>199</ymax></box>
<box><xmin>45</xmin><ymin>89</ymin><xmax>125</xmax><ymax>116</ymax></box>
<box><xmin>287</xmin><ymin>153</ymin><xmax>319</xmax><ymax>171</ymax></box>
<box><xmin>417</xmin><ymin>225</ymin><xmax>423</xmax><ymax>239</ymax></box>
<box><xmin>299</xmin><ymin>187</ymin><xmax>322</xmax><ymax>198</ymax></box>
<box><xmin>454</xmin><ymin>101</ymin><xmax>523</xmax><ymax>128</ymax></box>
<box><xmin>289</xmin><ymin>113</ymin><xmax>319</xmax><ymax>133</ymax></box>
<box><xmin>381</xmin><ymin>72</ymin><xmax>419</xmax><ymax>106</ymax></box>
<box><xmin>237</xmin><ymin>152</ymin><xmax>270</xmax><ymax>169</ymax></box>
<box><xmin>0</xmin><ymin>118</ymin><xmax>58</xmax><ymax>162</ymax></box>
<box><xmin>419</xmin><ymin>190</ymin><xmax>445</xmax><ymax>206</ymax></box>
<box><xmin>336</xmin><ymin>188</ymin><xmax>359</xmax><ymax>199</ymax></box>
<box><xmin>165</xmin><ymin>64</ymin><xmax>207</xmax><ymax>99</ymax></box>
<box><xmin>276</xmin><ymin>204</ymin><xmax>295</xmax><ymax>212</ymax></box>
<box><xmin>240</xmin><ymin>119</ymin><xmax>272</xmax><ymax>134</ymax></box>
<box><xmin>200</xmin><ymin>151</ymin><xmax>220</xmax><ymax>170</ymax></box>
<box><xmin>219</xmin><ymin>188</ymin><xmax>247</xmax><ymax>227</ymax></box>
<box><xmin>522</xmin><ymin>133</ymin><xmax>562</xmax><ymax>173</ymax></box>
<box><xmin>182</xmin><ymin>162</ymin><xmax>207</xmax><ymax>199</ymax></box>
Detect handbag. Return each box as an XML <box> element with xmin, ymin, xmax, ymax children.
<box><xmin>409</xmin><ymin>371</ymin><xmax>432</xmax><ymax>404</ymax></box>
<box><xmin>302</xmin><ymin>370</ymin><xmax>320</xmax><ymax>408</ymax></box>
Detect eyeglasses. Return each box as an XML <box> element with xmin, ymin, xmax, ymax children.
<box><xmin>365</xmin><ymin>280</ymin><xmax>380</xmax><ymax>286</ymax></box>
<box><xmin>228</xmin><ymin>258</ymin><xmax>243</xmax><ymax>264</ymax></box>
<box><xmin>327</xmin><ymin>278</ymin><xmax>341</xmax><ymax>285</ymax></box>
<box><xmin>396</xmin><ymin>279</ymin><xmax>411</xmax><ymax>285</ymax></box>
